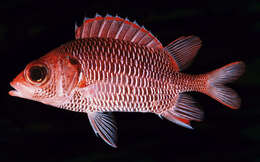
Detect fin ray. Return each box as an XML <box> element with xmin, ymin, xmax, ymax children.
<box><xmin>88</xmin><ymin>112</ymin><xmax>117</xmax><ymax>148</ymax></box>
<box><xmin>165</xmin><ymin>36</ymin><xmax>202</xmax><ymax>71</ymax></box>
<box><xmin>206</xmin><ymin>61</ymin><xmax>245</xmax><ymax>109</ymax></box>
<box><xmin>162</xmin><ymin>109</ymin><xmax>193</xmax><ymax>129</ymax></box>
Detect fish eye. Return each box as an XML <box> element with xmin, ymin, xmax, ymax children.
<box><xmin>28</xmin><ymin>65</ymin><xmax>48</xmax><ymax>84</ymax></box>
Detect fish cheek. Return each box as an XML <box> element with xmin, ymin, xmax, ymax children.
<box><xmin>32</xmin><ymin>81</ymin><xmax>57</xmax><ymax>100</ymax></box>
<box><xmin>61</xmin><ymin>56</ymin><xmax>81</xmax><ymax>94</ymax></box>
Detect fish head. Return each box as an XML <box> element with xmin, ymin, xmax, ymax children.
<box><xmin>9</xmin><ymin>50</ymin><xmax>82</xmax><ymax>107</ymax></box>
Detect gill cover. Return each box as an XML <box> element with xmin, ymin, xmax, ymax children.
<box><xmin>59</xmin><ymin>55</ymin><xmax>82</xmax><ymax>95</ymax></box>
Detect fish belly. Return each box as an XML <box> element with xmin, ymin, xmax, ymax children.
<box><xmin>86</xmin><ymin>78</ymin><xmax>177</xmax><ymax>113</ymax></box>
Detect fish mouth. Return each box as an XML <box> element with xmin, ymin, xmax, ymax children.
<box><xmin>9</xmin><ymin>82</ymin><xmax>22</xmax><ymax>97</ymax></box>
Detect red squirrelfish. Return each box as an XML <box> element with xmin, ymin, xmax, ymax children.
<box><xmin>9</xmin><ymin>14</ymin><xmax>245</xmax><ymax>147</ymax></box>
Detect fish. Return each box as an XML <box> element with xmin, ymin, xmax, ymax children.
<box><xmin>9</xmin><ymin>14</ymin><xmax>245</xmax><ymax>148</ymax></box>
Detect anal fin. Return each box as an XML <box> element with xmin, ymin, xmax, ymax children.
<box><xmin>88</xmin><ymin>112</ymin><xmax>117</xmax><ymax>148</ymax></box>
<box><xmin>161</xmin><ymin>93</ymin><xmax>203</xmax><ymax>129</ymax></box>
<box><xmin>162</xmin><ymin>110</ymin><xmax>193</xmax><ymax>129</ymax></box>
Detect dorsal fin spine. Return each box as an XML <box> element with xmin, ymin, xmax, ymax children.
<box><xmin>110</xmin><ymin>19</ymin><xmax>122</xmax><ymax>38</ymax></box>
<box><xmin>86</xmin><ymin>20</ymin><xmax>93</xmax><ymax>37</ymax></box>
<box><xmin>99</xmin><ymin>18</ymin><xmax>110</xmax><ymax>38</ymax></box>
<box><xmin>89</xmin><ymin>19</ymin><xmax>97</xmax><ymax>37</ymax></box>
<box><xmin>106</xmin><ymin>13</ymin><xmax>112</xmax><ymax>17</ymax></box>
<box><xmin>134</xmin><ymin>27</ymin><xmax>147</xmax><ymax>43</ymax></box>
<box><xmin>95</xmin><ymin>13</ymin><xmax>101</xmax><ymax>18</ymax></box>
<box><xmin>123</xmin><ymin>23</ymin><xmax>135</xmax><ymax>41</ymax></box>
<box><xmin>106</xmin><ymin>19</ymin><xmax>115</xmax><ymax>38</ymax></box>
<box><xmin>81</xmin><ymin>22</ymin><xmax>86</xmax><ymax>37</ymax></box>
<box><xmin>83</xmin><ymin>17</ymin><xmax>89</xmax><ymax>21</ymax></box>
<box><xmin>130</xmin><ymin>28</ymin><xmax>141</xmax><ymax>42</ymax></box>
<box><xmin>115</xmin><ymin>20</ymin><xmax>124</xmax><ymax>39</ymax></box>
<box><xmin>146</xmin><ymin>39</ymin><xmax>154</xmax><ymax>47</ymax></box>
<box><xmin>98</xmin><ymin>19</ymin><xmax>106</xmax><ymax>37</ymax></box>
<box><xmin>137</xmin><ymin>31</ymin><xmax>148</xmax><ymax>44</ymax></box>
<box><xmin>120</xmin><ymin>21</ymin><xmax>130</xmax><ymax>40</ymax></box>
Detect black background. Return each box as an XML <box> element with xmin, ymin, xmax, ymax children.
<box><xmin>1</xmin><ymin>0</ymin><xmax>260</xmax><ymax>162</ymax></box>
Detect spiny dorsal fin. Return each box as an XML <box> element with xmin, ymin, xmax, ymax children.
<box><xmin>75</xmin><ymin>14</ymin><xmax>163</xmax><ymax>49</ymax></box>
<box><xmin>165</xmin><ymin>36</ymin><xmax>202</xmax><ymax>71</ymax></box>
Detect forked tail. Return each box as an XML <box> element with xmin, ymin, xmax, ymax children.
<box><xmin>206</xmin><ymin>61</ymin><xmax>245</xmax><ymax>109</ymax></box>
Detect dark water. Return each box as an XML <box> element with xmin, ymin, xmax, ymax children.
<box><xmin>1</xmin><ymin>0</ymin><xmax>259</xmax><ymax>161</ymax></box>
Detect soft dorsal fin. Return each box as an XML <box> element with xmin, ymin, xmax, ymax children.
<box><xmin>165</xmin><ymin>36</ymin><xmax>202</xmax><ymax>71</ymax></box>
<box><xmin>75</xmin><ymin>14</ymin><xmax>163</xmax><ymax>49</ymax></box>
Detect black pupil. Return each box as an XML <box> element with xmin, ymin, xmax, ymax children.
<box><xmin>29</xmin><ymin>66</ymin><xmax>47</xmax><ymax>82</ymax></box>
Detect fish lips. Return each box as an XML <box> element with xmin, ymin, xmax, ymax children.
<box><xmin>9</xmin><ymin>81</ymin><xmax>26</xmax><ymax>99</ymax></box>
<box><xmin>9</xmin><ymin>82</ymin><xmax>21</xmax><ymax>97</ymax></box>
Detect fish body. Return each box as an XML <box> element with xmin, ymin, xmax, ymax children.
<box><xmin>9</xmin><ymin>15</ymin><xmax>245</xmax><ymax>147</ymax></box>
<box><xmin>55</xmin><ymin>37</ymin><xmax>206</xmax><ymax>113</ymax></box>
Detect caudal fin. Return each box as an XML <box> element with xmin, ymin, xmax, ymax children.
<box><xmin>206</xmin><ymin>61</ymin><xmax>245</xmax><ymax>109</ymax></box>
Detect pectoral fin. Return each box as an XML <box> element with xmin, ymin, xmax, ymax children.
<box><xmin>88</xmin><ymin>112</ymin><xmax>117</xmax><ymax>148</ymax></box>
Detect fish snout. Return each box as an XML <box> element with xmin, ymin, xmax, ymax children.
<box><xmin>9</xmin><ymin>72</ymin><xmax>28</xmax><ymax>98</ymax></box>
<box><xmin>9</xmin><ymin>81</ymin><xmax>23</xmax><ymax>97</ymax></box>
